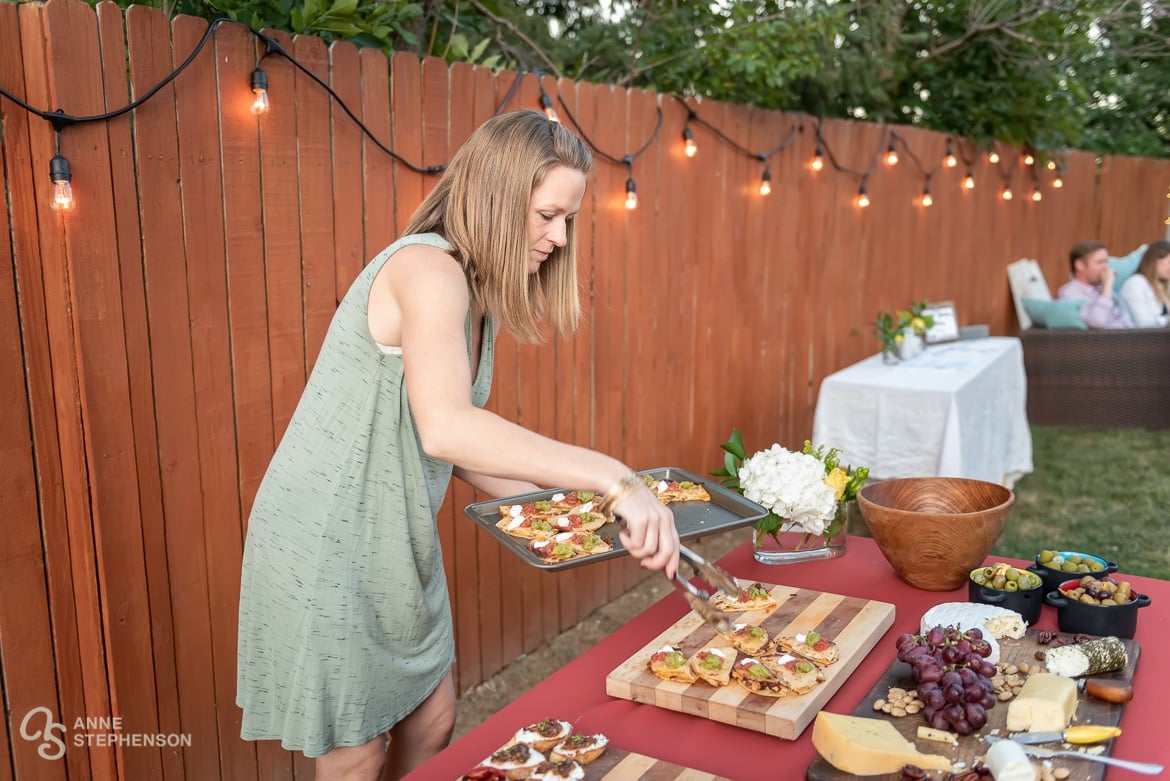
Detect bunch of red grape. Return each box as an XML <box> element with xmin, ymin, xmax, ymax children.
<box><xmin>894</xmin><ymin>625</ymin><xmax>998</xmax><ymax>735</ymax></box>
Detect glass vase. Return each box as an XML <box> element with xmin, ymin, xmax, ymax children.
<box><xmin>752</xmin><ymin>501</ymin><xmax>850</xmax><ymax>565</ymax></box>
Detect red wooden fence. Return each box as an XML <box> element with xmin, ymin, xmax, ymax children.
<box><xmin>2</xmin><ymin>1</ymin><xmax>1168</xmax><ymax>777</ymax></box>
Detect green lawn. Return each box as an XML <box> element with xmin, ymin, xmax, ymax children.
<box><xmin>994</xmin><ymin>426</ymin><xmax>1170</xmax><ymax>581</ymax></box>
<box><xmin>848</xmin><ymin>426</ymin><xmax>1170</xmax><ymax>580</ymax></box>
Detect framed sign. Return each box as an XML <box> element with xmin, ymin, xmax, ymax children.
<box><xmin>922</xmin><ymin>301</ymin><xmax>960</xmax><ymax>344</ymax></box>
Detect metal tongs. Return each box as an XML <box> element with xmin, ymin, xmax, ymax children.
<box><xmin>614</xmin><ymin>515</ymin><xmax>742</xmax><ymax>634</ymax></box>
<box><xmin>673</xmin><ymin>545</ymin><xmax>742</xmax><ymax>635</ymax></box>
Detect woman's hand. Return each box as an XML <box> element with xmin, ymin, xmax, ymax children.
<box><xmin>613</xmin><ymin>486</ymin><xmax>680</xmax><ymax>579</ymax></box>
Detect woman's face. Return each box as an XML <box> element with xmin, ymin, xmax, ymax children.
<box><xmin>1156</xmin><ymin>253</ymin><xmax>1170</xmax><ymax>282</ymax></box>
<box><xmin>526</xmin><ymin>164</ymin><xmax>587</xmax><ymax>274</ymax></box>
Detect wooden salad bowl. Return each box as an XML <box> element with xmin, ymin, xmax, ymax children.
<box><xmin>857</xmin><ymin>477</ymin><xmax>1014</xmax><ymax>591</ymax></box>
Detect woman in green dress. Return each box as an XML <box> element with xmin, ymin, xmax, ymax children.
<box><xmin>236</xmin><ymin>109</ymin><xmax>680</xmax><ymax>780</ymax></box>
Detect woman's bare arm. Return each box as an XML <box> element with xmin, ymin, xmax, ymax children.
<box><xmin>374</xmin><ymin>245</ymin><xmax>679</xmax><ymax>575</ymax></box>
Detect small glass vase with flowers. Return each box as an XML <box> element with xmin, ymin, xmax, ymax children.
<box><xmin>713</xmin><ymin>429</ymin><xmax>869</xmax><ymax>565</ymax></box>
<box><xmin>875</xmin><ymin>301</ymin><xmax>935</xmax><ymax>363</ymax></box>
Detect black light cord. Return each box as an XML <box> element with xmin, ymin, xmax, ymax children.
<box><xmin>672</xmin><ymin>95</ymin><xmax>800</xmax><ymax>162</ymax></box>
<box><xmin>814</xmin><ymin>121</ymin><xmax>889</xmax><ymax>183</ymax></box>
<box><xmin>254</xmin><ymin>33</ymin><xmax>443</xmax><ymax>174</ymax></box>
<box><xmin>1</xmin><ymin>17</ymin><xmax>232</xmax><ymax>129</ymax></box>
<box><xmin>889</xmin><ymin>130</ymin><xmax>939</xmax><ymax>180</ymax></box>
<box><xmin>0</xmin><ymin>17</ymin><xmax>516</xmax><ymax>175</ymax></box>
<box><xmin>554</xmin><ymin>93</ymin><xmax>663</xmax><ymax>168</ymax></box>
<box><xmin>491</xmin><ymin>69</ymin><xmax>527</xmax><ymax>118</ymax></box>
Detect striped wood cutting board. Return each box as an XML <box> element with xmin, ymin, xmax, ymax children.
<box><xmin>605</xmin><ymin>582</ymin><xmax>896</xmax><ymax>740</ymax></box>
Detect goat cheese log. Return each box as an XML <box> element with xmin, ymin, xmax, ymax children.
<box><xmin>1044</xmin><ymin>636</ymin><xmax>1128</xmax><ymax>677</ymax></box>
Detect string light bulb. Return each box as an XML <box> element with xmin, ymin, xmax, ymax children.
<box><xmin>811</xmin><ymin>145</ymin><xmax>825</xmax><ymax>172</ymax></box>
<box><xmin>624</xmin><ymin>177</ymin><xmax>637</xmax><ymax>210</ymax></box>
<box><xmin>1046</xmin><ymin>159</ymin><xmax>1057</xmax><ymax>171</ymax></box>
<box><xmin>885</xmin><ymin>142</ymin><xmax>898</xmax><ymax>166</ymax></box>
<box><xmin>682</xmin><ymin>127</ymin><xmax>697</xmax><ymax>158</ymax></box>
<box><xmin>1031</xmin><ymin>186</ymin><xmax>1042</xmax><ymax>202</ymax></box>
<box><xmin>987</xmin><ymin>148</ymin><xmax>1000</xmax><ymax>164</ymax></box>
<box><xmin>49</xmin><ymin>154</ymin><xmax>75</xmax><ymax>211</ymax></box>
<box><xmin>856</xmin><ymin>183</ymin><xmax>870</xmax><ymax>208</ymax></box>
<box><xmin>1053</xmin><ymin>172</ymin><xmax>1064</xmax><ymax>189</ymax></box>
<box><xmin>1001</xmin><ymin>184</ymin><xmax>1013</xmax><ymax>201</ymax></box>
<box><xmin>1023</xmin><ymin>150</ymin><xmax>1035</xmax><ymax>166</ymax></box>
<box><xmin>758</xmin><ymin>168</ymin><xmax>772</xmax><ymax>196</ymax></box>
<box><xmin>539</xmin><ymin>93</ymin><xmax>559</xmax><ymax>123</ymax></box>
<box><xmin>944</xmin><ymin>140</ymin><xmax>957</xmax><ymax>168</ymax></box>
<box><xmin>250</xmin><ymin>67</ymin><xmax>270</xmax><ymax>115</ymax></box>
<box><xmin>963</xmin><ymin>171</ymin><xmax>975</xmax><ymax>190</ymax></box>
<box><xmin>921</xmin><ymin>185</ymin><xmax>933</xmax><ymax>207</ymax></box>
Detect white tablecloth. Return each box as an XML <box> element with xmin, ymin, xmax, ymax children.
<box><xmin>811</xmin><ymin>337</ymin><xmax>1033</xmax><ymax>487</ymax></box>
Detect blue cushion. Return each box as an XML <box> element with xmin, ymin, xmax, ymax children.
<box><xmin>1022</xmin><ymin>298</ymin><xmax>1089</xmax><ymax>330</ymax></box>
<box><xmin>1109</xmin><ymin>245</ymin><xmax>1147</xmax><ymax>285</ymax></box>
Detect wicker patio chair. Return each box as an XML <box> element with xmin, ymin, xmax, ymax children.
<box><xmin>1008</xmin><ymin>259</ymin><xmax>1170</xmax><ymax>430</ymax></box>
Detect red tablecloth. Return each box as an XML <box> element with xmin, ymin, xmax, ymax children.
<box><xmin>407</xmin><ymin>537</ymin><xmax>1169</xmax><ymax>781</ymax></box>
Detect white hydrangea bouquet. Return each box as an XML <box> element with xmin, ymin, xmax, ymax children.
<box><xmin>714</xmin><ymin>429</ymin><xmax>869</xmax><ymax>551</ymax></box>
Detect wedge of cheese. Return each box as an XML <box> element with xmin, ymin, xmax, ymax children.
<box><xmin>812</xmin><ymin>712</ymin><xmax>952</xmax><ymax>775</ymax></box>
<box><xmin>1005</xmin><ymin>673</ymin><xmax>1078</xmax><ymax>733</ymax></box>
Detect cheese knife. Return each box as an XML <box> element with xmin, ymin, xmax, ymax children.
<box><xmin>1010</xmin><ymin>725</ymin><xmax>1122</xmax><ymax>745</ymax></box>
<box><xmin>986</xmin><ymin>736</ymin><xmax>1163</xmax><ymax>775</ymax></box>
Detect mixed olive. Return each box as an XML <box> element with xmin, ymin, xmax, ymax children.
<box><xmin>1060</xmin><ymin>575</ymin><xmax>1136</xmax><ymax>606</ymax></box>
<box><xmin>1037</xmin><ymin>550</ymin><xmax>1106</xmax><ymax>573</ymax></box>
<box><xmin>969</xmin><ymin>562</ymin><xmax>1042</xmax><ymax>591</ymax></box>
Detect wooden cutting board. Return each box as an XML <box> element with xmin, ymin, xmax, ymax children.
<box><xmin>461</xmin><ymin>743</ymin><xmax>733</xmax><ymax>780</ymax></box>
<box><xmin>806</xmin><ymin>631</ymin><xmax>1141</xmax><ymax>781</ymax></box>
<box><xmin>605</xmin><ymin>582</ymin><xmax>896</xmax><ymax>740</ymax></box>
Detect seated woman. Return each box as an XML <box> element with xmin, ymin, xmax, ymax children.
<box><xmin>1119</xmin><ymin>240</ymin><xmax>1170</xmax><ymax>328</ymax></box>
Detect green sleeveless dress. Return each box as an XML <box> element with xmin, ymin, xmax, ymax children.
<box><xmin>236</xmin><ymin>233</ymin><xmax>494</xmax><ymax>757</ymax></box>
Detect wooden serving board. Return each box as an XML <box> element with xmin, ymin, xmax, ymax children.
<box><xmin>461</xmin><ymin>743</ymin><xmax>733</xmax><ymax>780</ymax></box>
<box><xmin>605</xmin><ymin>582</ymin><xmax>896</xmax><ymax>740</ymax></box>
<box><xmin>806</xmin><ymin>630</ymin><xmax>1141</xmax><ymax>781</ymax></box>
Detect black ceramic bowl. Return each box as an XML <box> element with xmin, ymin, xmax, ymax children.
<box><xmin>1027</xmin><ymin>550</ymin><xmax>1118</xmax><ymax>594</ymax></box>
<box><xmin>967</xmin><ymin>567</ymin><xmax>1044</xmax><ymax>625</ymax></box>
<box><xmin>1045</xmin><ymin>578</ymin><xmax>1152</xmax><ymax>639</ymax></box>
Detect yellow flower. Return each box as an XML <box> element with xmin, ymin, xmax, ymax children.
<box><xmin>911</xmin><ymin>316</ymin><xmax>926</xmax><ymax>332</ymax></box>
<box><xmin>824</xmin><ymin>467</ymin><xmax>849</xmax><ymax>500</ymax></box>
<box><xmin>894</xmin><ymin>332</ymin><xmax>905</xmax><ymax>344</ymax></box>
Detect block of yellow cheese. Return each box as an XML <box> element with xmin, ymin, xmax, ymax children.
<box><xmin>1006</xmin><ymin>673</ymin><xmax>1078</xmax><ymax>733</ymax></box>
<box><xmin>812</xmin><ymin>712</ymin><xmax>953</xmax><ymax>775</ymax></box>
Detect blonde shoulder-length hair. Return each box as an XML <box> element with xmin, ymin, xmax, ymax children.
<box><xmin>404</xmin><ymin>109</ymin><xmax>593</xmax><ymax>343</ymax></box>
<box><xmin>1137</xmin><ymin>240</ymin><xmax>1170</xmax><ymax>306</ymax></box>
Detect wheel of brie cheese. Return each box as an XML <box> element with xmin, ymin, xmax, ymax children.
<box><xmin>919</xmin><ymin>602</ymin><xmax>1026</xmax><ymax>639</ymax></box>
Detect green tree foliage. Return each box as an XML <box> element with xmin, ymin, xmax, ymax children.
<box><xmin>34</xmin><ymin>0</ymin><xmax>1170</xmax><ymax>158</ymax></box>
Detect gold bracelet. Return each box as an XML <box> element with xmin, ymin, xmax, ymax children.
<box><xmin>599</xmin><ymin>471</ymin><xmax>641</xmax><ymax>517</ymax></box>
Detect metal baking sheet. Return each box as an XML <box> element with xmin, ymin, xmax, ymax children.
<box><xmin>463</xmin><ymin>466</ymin><xmax>767</xmax><ymax>571</ymax></box>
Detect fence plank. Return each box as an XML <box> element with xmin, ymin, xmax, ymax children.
<box><xmin>96</xmin><ymin>5</ymin><xmax>187</xmax><ymax>780</ymax></box>
<box><xmin>389</xmin><ymin>50</ymin><xmax>422</xmax><ymax>246</ymax></box>
<box><xmin>1</xmin><ymin>5</ymin><xmax>95</xmax><ymax>779</ymax></box>
<box><xmin>0</xmin><ymin>44</ymin><xmax>70</xmax><ymax>780</ymax></box>
<box><xmin>469</xmin><ymin>63</ymin><xmax>507</xmax><ymax>681</ymax></box>
<box><xmin>258</xmin><ymin>30</ymin><xmax>307</xmax><ymax>439</ymax></box>
<box><xmin>294</xmin><ymin>34</ymin><xmax>339</xmax><ymax>369</ymax></box>
<box><xmin>328</xmin><ymin>40</ymin><xmax>364</xmax><ymax>295</ymax></box>
<box><xmin>125</xmin><ymin>6</ymin><xmax>217</xmax><ymax>777</ymax></box>
<box><xmin>170</xmin><ymin>14</ymin><xmax>254</xmax><ymax>781</ymax></box>
<box><xmin>445</xmin><ymin>61</ymin><xmax>482</xmax><ymax>693</ymax></box>
<box><xmin>48</xmin><ymin>0</ymin><xmax>164</xmax><ymax>775</ymax></box>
